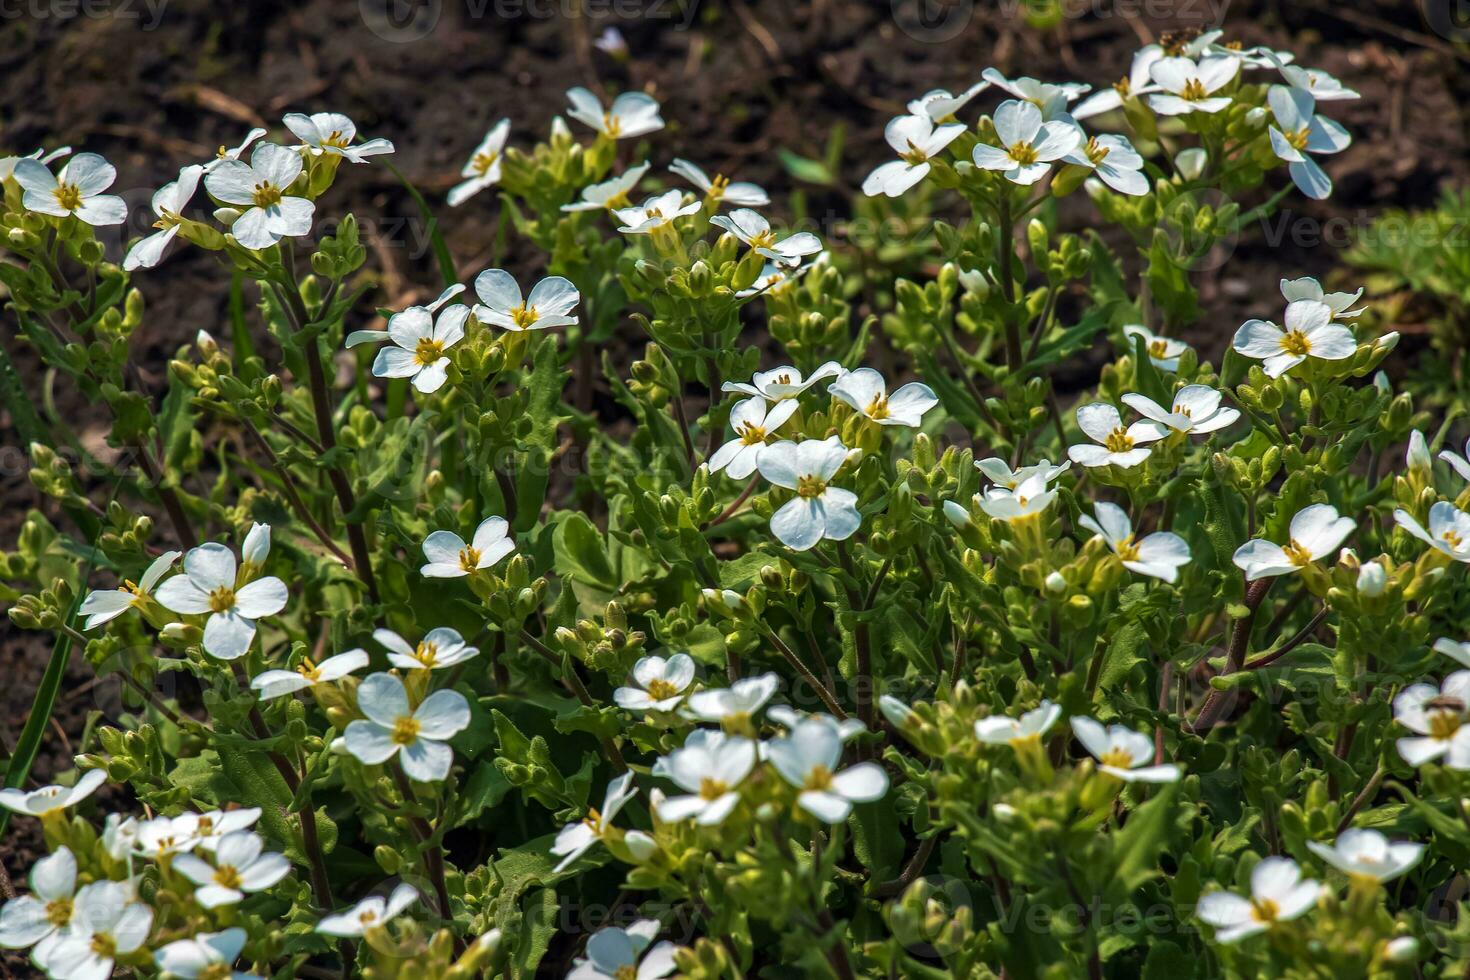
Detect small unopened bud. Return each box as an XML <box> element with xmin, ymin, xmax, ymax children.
<box><xmin>1175</xmin><ymin>148</ymin><xmax>1208</xmax><ymax>180</ymax></box>
<box><xmin>1045</xmin><ymin>571</ymin><xmax>1067</xmax><ymax>593</ymax></box>
<box><xmin>1384</xmin><ymin>936</ymin><xmax>1418</xmax><ymax>963</ymax></box>
<box><xmin>942</xmin><ymin>500</ymin><xmax>972</xmax><ymax>529</ymax></box>
<box><xmin>1357</xmin><ymin>561</ymin><xmax>1387</xmax><ymax>597</ymax></box>
<box><xmin>1407</xmin><ymin>430</ymin><xmax>1431</xmax><ymax>475</ymax></box>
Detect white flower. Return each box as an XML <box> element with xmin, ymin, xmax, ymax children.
<box><xmin>973</xmin><ymin>700</ymin><xmax>1061</xmax><ymax>745</ymax></box>
<box><xmin>0</xmin><ymin>770</ymin><xmax>105</xmax><ymax>819</ymax></box>
<box><xmin>907</xmin><ymin>80</ymin><xmax>990</xmax><ymax>121</ymax></box>
<box><xmin>203</xmin><ymin>128</ymin><xmax>267</xmax><ymax>173</ymax></box>
<box><xmin>375</xmin><ymin>627</ymin><xmax>478</xmax><ymax>671</ymax></box>
<box><xmin>683</xmin><ymin>672</ymin><xmax>780</xmax><ymax>724</ymax></box>
<box><xmin>1071</xmin><ymin>716</ymin><xmax>1181</xmax><ymax>782</ymax></box>
<box><xmin>421</xmin><ymin>515</ymin><xmax>515</xmax><ymax>578</ymax></box>
<box><xmin>975</xmin><ymin>457</ymin><xmax>1070</xmax><ymax>491</ymax></box>
<box><xmin>1232</xmin><ymin>299</ymin><xmax>1356</xmax><ymax>378</ymax></box>
<box><xmin>449</xmin><ymin>118</ymin><xmax>510</xmax><ymax>207</ymax></box>
<box><xmin>1442</xmin><ymin>438</ymin><xmax>1470</xmax><ymax>483</ymax></box>
<box><xmin>971</xmin><ymin>100</ymin><xmax>1081</xmax><ymax>186</ymax></box>
<box><xmin>0</xmin><ymin>846</ymin><xmax>77</xmax><ymax>966</ymax></box>
<box><xmin>829</xmin><ymin>368</ymin><xmax>938</xmax><ymax>427</ymax></box>
<box><xmin>1394</xmin><ymin>502</ymin><xmax>1470</xmax><ymax>563</ymax></box>
<box><xmin>473</xmin><ymin>269</ymin><xmax>579</xmax><ymax>332</ymax></box>
<box><xmin>363</xmin><ymin>285</ymin><xmax>469</xmax><ymax>394</ymax></box>
<box><xmin>284</xmin><ymin>111</ymin><xmax>394</xmax><ymax>163</ymax></box>
<box><xmin>316</xmin><ymin>883</ymin><xmax>418</xmax><ymax>937</ymax></box>
<box><xmin>977</xmin><ymin>472</ymin><xmax>1057</xmax><ymax>523</ymax></box>
<box><xmin>43</xmin><ymin>881</ymin><xmax>153</xmax><ymax>980</ymax></box>
<box><xmin>1279</xmin><ymin>276</ymin><xmax>1363</xmax><ymax>319</ymax></box>
<box><xmin>133</xmin><ymin>813</ymin><xmax>204</xmax><ymax>857</ymax></box>
<box><xmin>710</xmin><ymin>208</ymin><xmax>821</xmax><ymax>267</ymax></box>
<box><xmin>155</xmin><ymin>541</ymin><xmax>288</xmax><ymax>660</ymax></box>
<box><xmin>708</xmin><ymin>397</ymin><xmax>799</xmax><ymax>480</ymax></box>
<box><xmin>593</xmin><ymin>26</ymin><xmax>627</xmax><ymax>57</ymax></box>
<box><xmin>613</xmin><ymin>189</ymin><xmax>701</xmax><ymax>234</ymax></box>
<box><xmin>345</xmin><ymin>673</ymin><xmax>470</xmax><ymax>782</ymax></box>
<box><xmin>1067</xmin><ymin>402</ymin><xmax>1165</xmax><ymax>469</ymax></box>
<box><xmin>722</xmin><ymin>361</ymin><xmax>843</xmax><ymax>402</ymax></box>
<box><xmin>1277</xmin><ymin>62</ymin><xmax>1359</xmax><ymax>101</ymax></box>
<box><xmin>1396</xmin><ymin>673</ymin><xmax>1470</xmax><ymax>768</ymax></box>
<box><xmin>669</xmin><ymin>158</ymin><xmax>769</xmax><ymax>207</ymax></box>
<box><xmin>173</xmin><ymin>831</ymin><xmax>291</xmax><ymax>908</ymax></box>
<box><xmin>552</xmin><ymin>772</ymin><xmax>638</xmax><ymax>872</ymax></box>
<box><xmin>980</xmin><ymin>68</ymin><xmax>1090</xmax><ymax>119</ymax></box>
<box><xmin>80</xmin><ymin>549</ymin><xmax>181</xmax><ymax>629</ymax></box>
<box><xmin>1267</xmin><ymin>86</ymin><xmax>1351</xmax><ymax>200</ymax></box>
<box><xmin>738</xmin><ymin>256</ymin><xmax>819</xmax><ymax>298</ymax></box>
<box><xmin>1124</xmin><ymin>324</ymin><xmax>1191</xmax><ymax>371</ymax></box>
<box><xmin>0</xmin><ymin>146</ymin><xmax>70</xmax><ymax>181</ymax></box>
<box><xmin>204</xmin><ymin>143</ymin><xmax>315</xmax><ymax>250</ymax></box>
<box><xmin>251</xmin><ymin>649</ymin><xmax>369</xmax><ymax>700</ymax></box>
<box><xmin>767</xmin><ymin>705</ymin><xmax>866</xmax><ymax>742</ymax></box>
<box><xmin>569</xmin><ymin>920</ymin><xmax>677</xmax><ymax>980</ymax></box>
<box><xmin>861</xmin><ymin>113</ymin><xmax>967</xmax><ymax>198</ymax></box>
<box><xmin>1121</xmin><ymin>385</ymin><xmax>1240</xmax><ymax>436</ymax></box>
<box><xmin>615</xmin><ymin>654</ymin><xmax>697</xmax><ymax>712</ymax></box>
<box><xmin>1147</xmin><ymin>56</ymin><xmax>1238</xmax><ymax>115</ymax></box>
<box><xmin>155</xmin><ymin>928</ymin><xmax>259</xmax><ymax>980</ymax></box>
<box><xmin>565</xmin><ymin>87</ymin><xmax>664</xmax><ymax>139</ymax></box>
<box><xmin>1073</xmin><ymin>46</ymin><xmax>1165</xmax><ymax>119</ymax></box>
<box><xmin>12</xmin><ymin>152</ymin><xmax>127</xmax><ymax>226</ymax></box>
<box><xmin>1196</xmin><ymin>857</ymin><xmax>1322</xmax><ymax>943</ymax></box>
<box><xmin>1435</xmin><ymin>638</ymin><xmax>1470</xmax><ymax>669</ymax></box>
<box><xmin>1079</xmin><ymin>503</ymin><xmax>1191</xmax><ymax>584</ymax></box>
<box><xmin>767</xmin><ymin>719</ymin><xmax>889</xmax><ymax>823</ymax></box>
<box><xmin>1232</xmin><ymin>504</ymin><xmax>1354</xmax><ymax>581</ymax></box>
<box><xmin>1063</xmin><ymin>133</ymin><xmax>1148</xmax><ymax>196</ymax></box>
<box><xmin>1306</xmin><ymin>829</ymin><xmax>1423</xmax><ymax>883</ymax></box>
<box><xmin>191</xmin><ymin>809</ymin><xmax>263</xmax><ymax>852</ymax></box>
<box><xmin>124</xmin><ymin>166</ymin><xmax>205</xmax><ymax>271</ymax></box>
<box><xmin>757</xmin><ymin>436</ymin><xmax>861</xmax><ymax>551</ymax></box>
<box><xmin>562</xmin><ymin>162</ymin><xmax>650</xmax><ymax>213</ymax></box>
<box><xmin>653</xmin><ymin>730</ymin><xmax>757</xmax><ymax>826</ymax></box>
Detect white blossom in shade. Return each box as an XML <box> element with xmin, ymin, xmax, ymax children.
<box><xmin>1278</xmin><ymin>276</ymin><xmax>1364</xmax><ymax>319</ymax></box>
<box><xmin>569</xmin><ymin>920</ymin><xmax>677</xmax><ymax>980</ymax></box>
<box><xmin>1232</xmin><ymin>504</ymin><xmax>1354</xmax><ymax>581</ymax></box>
<box><xmin>669</xmin><ymin>158</ymin><xmax>769</xmax><ymax>207</ymax></box>
<box><xmin>420</xmin><ymin>516</ymin><xmax>515</xmax><ymax>578</ymax></box>
<box><xmin>154</xmin><ymin>928</ymin><xmax>259</xmax><ymax>980</ymax></box>
<box><xmin>1435</xmin><ymin>638</ymin><xmax>1470</xmax><ymax>669</ymax></box>
<box><xmin>449</xmin><ymin>119</ymin><xmax>510</xmax><ymax>207</ymax></box>
<box><xmin>173</xmin><ymin>831</ymin><xmax>291</xmax><ymax>908</ymax></box>
<box><xmin>975</xmin><ymin>457</ymin><xmax>1070</xmax><ymax>491</ymax></box>
<box><xmin>562</xmin><ymin>161</ymin><xmax>650</xmax><ymax>212</ymax></box>
<box><xmin>344</xmin><ymin>283</ymin><xmax>464</xmax><ymax>351</ymax></box>
<box><xmin>971</xmin><ymin>100</ymin><xmax>1082</xmax><ymax>186</ymax></box>
<box><xmin>973</xmin><ymin>700</ymin><xmax>1061</xmax><ymax>746</ymax></box>
<box><xmin>980</xmin><ymin>68</ymin><xmax>1090</xmax><ymax>119</ymax></box>
<box><xmin>13</xmin><ymin>152</ymin><xmax>128</xmax><ymax>226</ymax></box>
<box><xmin>375</xmin><ymin>627</ymin><xmax>479</xmax><ymax>671</ymax></box>
<box><xmin>283</xmin><ymin>111</ymin><xmax>394</xmax><ymax>163</ymax></box>
<box><xmin>1146</xmin><ymin>56</ymin><xmax>1239</xmax><ymax>115</ymax></box>
<box><xmin>124</xmin><ymin>165</ymin><xmax>205</xmax><ymax>271</ymax></box>
<box><xmin>565</xmin><ymin>87</ymin><xmax>664</xmax><ymax>139</ymax></box>
<box><xmin>1306</xmin><ymin>829</ymin><xmax>1424</xmax><ymax>883</ymax></box>
<box><xmin>1232</xmin><ymin>299</ymin><xmax>1356</xmax><ymax>378</ymax></box>
<box><xmin>1393</xmin><ymin>502</ymin><xmax>1470</xmax><ymax>563</ymax></box>
<box><xmin>345</xmin><ymin>673</ymin><xmax>470</xmax><ymax>781</ymax></box>
<box><xmin>1070</xmin><ymin>716</ymin><xmax>1181</xmax><ymax>782</ymax></box>
<box><xmin>1394</xmin><ymin>673</ymin><xmax>1470</xmax><ymax>768</ymax></box>
<box><xmin>1066</xmin><ymin>402</ymin><xmax>1165</xmax><ymax>469</ymax></box>
<box><xmin>861</xmin><ymin>113</ymin><xmax>967</xmax><ymax>198</ymax></box>
<box><xmin>1196</xmin><ymin>858</ymin><xmax>1322</xmax><ymax>943</ymax></box>
<box><xmin>613</xmin><ymin>190</ymin><xmax>701</xmax><ymax>234</ymax></box>
<box><xmin>615</xmin><ymin>654</ymin><xmax>697</xmax><ymax>712</ymax></box>
<box><xmin>1267</xmin><ymin>86</ymin><xmax>1351</xmax><ymax>200</ymax></box>
<box><xmin>472</xmin><ymin>269</ymin><xmax>579</xmax><ymax>332</ymax></box>
<box><xmin>316</xmin><ymin>883</ymin><xmax>419</xmax><ymax>937</ymax></box>
<box><xmin>155</xmin><ymin>542</ymin><xmax>288</xmax><ymax>661</ymax></box>
<box><xmin>710</xmin><ymin>208</ymin><xmax>821</xmax><ymax>267</ymax></box>
<box><xmin>653</xmin><ymin>730</ymin><xmax>757</xmax><ymax>826</ymax></box>
<box><xmin>907</xmin><ymin>80</ymin><xmax>990</xmax><ymax>121</ymax></box>
<box><xmin>203</xmin><ymin>128</ymin><xmax>266</xmax><ymax>173</ymax></box>
<box><xmin>1443</xmin><ymin>438</ymin><xmax>1470</xmax><ymax>483</ymax></box>
<box><xmin>366</xmin><ymin>288</ymin><xmax>469</xmax><ymax>394</ymax></box>
<box><xmin>977</xmin><ymin>472</ymin><xmax>1057</xmax><ymax>523</ymax></box>
<box><xmin>768</xmin><ymin>705</ymin><xmax>866</xmax><ymax>742</ymax></box>
<box><xmin>43</xmin><ymin>881</ymin><xmax>153</xmax><ymax>980</ymax></box>
<box><xmin>1121</xmin><ymin>385</ymin><xmax>1241</xmax><ymax>436</ymax></box>
<box><xmin>708</xmin><ymin>397</ymin><xmax>799</xmax><ymax>480</ymax></box>
<box><xmin>593</xmin><ymin>25</ymin><xmax>627</xmax><ymax>57</ymax></box>
<box><xmin>723</xmin><ymin>361</ymin><xmax>843</xmax><ymax>402</ymax></box>
<box><xmin>1063</xmin><ymin>133</ymin><xmax>1148</xmax><ymax>196</ymax></box>
<box><xmin>0</xmin><ymin>769</ymin><xmax>105</xmax><ymax>819</ymax></box>
<box><xmin>767</xmin><ymin>719</ymin><xmax>889</xmax><ymax>823</ymax></box>
<box><xmin>1074</xmin><ymin>46</ymin><xmax>1165</xmax><ymax>118</ymax></box>
<box><xmin>683</xmin><ymin>672</ymin><xmax>780</xmax><ymax>725</ymax></box>
<box><xmin>757</xmin><ymin>436</ymin><xmax>861</xmax><ymax>551</ymax></box>
<box><xmin>80</xmin><ymin>549</ymin><xmax>180</xmax><ymax>629</ymax></box>
<box><xmin>829</xmin><ymin>368</ymin><xmax>938</xmax><ymax>427</ymax></box>
<box><xmin>251</xmin><ymin>649</ymin><xmax>370</xmax><ymax>701</ymax></box>
<box><xmin>204</xmin><ymin>143</ymin><xmax>314</xmax><ymax>250</ymax></box>
<box><xmin>132</xmin><ymin>815</ymin><xmax>202</xmax><ymax>859</ymax></box>
<box><xmin>0</xmin><ymin>846</ymin><xmax>77</xmax><ymax>965</ymax></box>
<box><xmin>1123</xmin><ymin>324</ymin><xmax>1192</xmax><ymax>371</ymax></box>
<box><xmin>190</xmin><ymin>809</ymin><xmax>262</xmax><ymax>852</ymax></box>
<box><xmin>1079</xmin><ymin>502</ymin><xmax>1191</xmax><ymax>584</ymax></box>
<box><xmin>552</xmin><ymin>772</ymin><xmax>638</xmax><ymax>872</ymax></box>
<box><xmin>0</xmin><ymin>146</ymin><xmax>70</xmax><ymax>180</ymax></box>
<box><xmin>101</xmin><ymin>814</ymin><xmax>141</xmax><ymax>861</ymax></box>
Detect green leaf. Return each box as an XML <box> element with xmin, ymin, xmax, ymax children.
<box><xmin>553</xmin><ymin>512</ymin><xmax>618</xmax><ymax>594</ymax></box>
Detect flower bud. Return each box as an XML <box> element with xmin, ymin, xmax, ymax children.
<box><xmin>1045</xmin><ymin>571</ymin><xmax>1067</xmax><ymax>593</ymax></box>
<box><xmin>1384</xmin><ymin>936</ymin><xmax>1418</xmax><ymax>963</ymax></box>
<box><xmin>1175</xmin><ymin>147</ymin><xmax>1208</xmax><ymax>180</ymax></box>
<box><xmin>942</xmin><ymin>500</ymin><xmax>972</xmax><ymax>529</ymax></box>
<box><xmin>1357</xmin><ymin>560</ymin><xmax>1387</xmax><ymax>597</ymax></box>
<box><xmin>1407</xmin><ymin>430</ymin><xmax>1431</xmax><ymax>476</ymax></box>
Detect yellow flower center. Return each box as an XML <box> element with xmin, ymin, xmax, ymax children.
<box><xmin>737</xmin><ymin>422</ymin><xmax>767</xmax><ymax>446</ymax></box>
<box><xmin>1282</xmin><ymin>539</ymin><xmax>1314</xmax><ymax>566</ymax></box>
<box><xmin>1280</xmin><ymin>330</ymin><xmax>1313</xmax><ymax>356</ymax></box>
<box><xmin>1148</xmin><ymin>339</ymin><xmax>1169</xmax><ymax>358</ymax></box>
<box><xmin>391</xmin><ymin>716</ymin><xmax>422</xmax><ymax>746</ymax></box>
<box><xmin>707</xmin><ymin>174</ymin><xmax>730</xmax><ymax>201</ymax></box>
<box><xmin>1181</xmin><ymin>78</ymin><xmax>1209</xmax><ymax>101</ymax></box>
<box><xmin>510</xmin><ymin>303</ymin><xmax>540</xmax><ymax>329</ymax></box>
<box><xmin>323</xmin><ymin>130</ymin><xmax>352</xmax><ymax>149</ymax></box>
<box><xmin>1084</xmin><ymin>137</ymin><xmax>1111</xmax><ymax>166</ymax></box>
<box><xmin>614</xmin><ymin>967</ymin><xmax>637</xmax><ymax>980</ymax></box>
<box><xmin>1285</xmin><ymin>127</ymin><xmax>1311</xmax><ymax>152</ymax></box>
<box><xmin>603</xmin><ymin>190</ymin><xmax>631</xmax><ymax>210</ymax></box>
<box><xmin>199</xmin><ymin>965</ymin><xmax>233</xmax><ymax>980</ymax></box>
<box><xmin>414</xmin><ymin>641</ymin><xmax>439</xmax><ymax>667</ymax></box>
<box><xmin>804</xmin><ymin>764</ymin><xmax>835</xmax><ymax>791</ymax></box>
<box><xmin>1113</xmin><ymin>75</ymin><xmax>1132</xmax><ymax>97</ymax></box>
<box><xmin>582</xmin><ymin>806</ymin><xmax>605</xmax><ymax>833</ymax></box>
<box><xmin>1251</xmin><ymin>898</ymin><xmax>1280</xmax><ymax>923</ymax></box>
<box><xmin>413</xmin><ymin>336</ymin><xmax>445</xmax><ymax>366</ymax></box>
<box><xmin>796</xmin><ymin>474</ymin><xmax>827</xmax><ymax>498</ymax></box>
<box><xmin>1115</xmin><ymin>536</ymin><xmax>1141</xmax><ymax>562</ymax></box>
<box><xmin>45</xmin><ymin>898</ymin><xmax>72</xmax><ymax>927</ymax></box>
<box><xmin>1103</xmin><ymin>427</ymin><xmax>1134</xmax><ymax>453</ymax></box>
<box><xmin>297</xmin><ymin>660</ymin><xmax>322</xmax><ymax>682</ymax></box>
<box><xmin>214</xmin><ymin>865</ymin><xmax>243</xmax><ymax>889</ymax></box>
<box><xmin>471</xmin><ymin>150</ymin><xmax>499</xmax><ymax>176</ymax></box>
<box><xmin>866</xmin><ymin>394</ymin><xmax>891</xmax><ymax>420</ymax></box>
<box><xmin>1444</xmin><ymin>530</ymin><xmax>1464</xmax><ymax>550</ymax></box>
<box><xmin>645</xmin><ymin>678</ymin><xmax>680</xmax><ymax>700</ymax></box>
<box><xmin>1428</xmin><ymin>701</ymin><xmax>1465</xmax><ymax>739</ymax></box>
<box><xmin>748</xmin><ymin>229</ymin><xmax>777</xmax><ymax>250</ymax></box>
<box><xmin>91</xmin><ymin>934</ymin><xmax>117</xmax><ymax>958</ymax></box>
<box><xmin>602</xmin><ymin>112</ymin><xmax>623</xmax><ymax>137</ymax></box>
<box><xmin>208</xmin><ymin>586</ymin><xmax>236</xmax><ymax>613</ymax></box>
<box><xmin>1009</xmin><ymin>141</ymin><xmax>1039</xmax><ymax>165</ymax></box>
<box><xmin>458</xmin><ymin>546</ymin><xmax>482</xmax><ymax>573</ymax></box>
<box><xmin>251</xmin><ymin>182</ymin><xmax>283</xmax><ymax>208</ymax></box>
<box><xmin>1099</xmin><ymin>747</ymin><xmax>1134</xmax><ymax>769</ymax></box>
<box><xmin>699</xmin><ymin>777</ymin><xmax>729</xmax><ymax>800</ymax></box>
<box><xmin>899</xmin><ymin>140</ymin><xmax>930</xmax><ymax>166</ymax></box>
<box><xmin>53</xmin><ymin>183</ymin><xmax>82</xmax><ymax>211</ymax></box>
